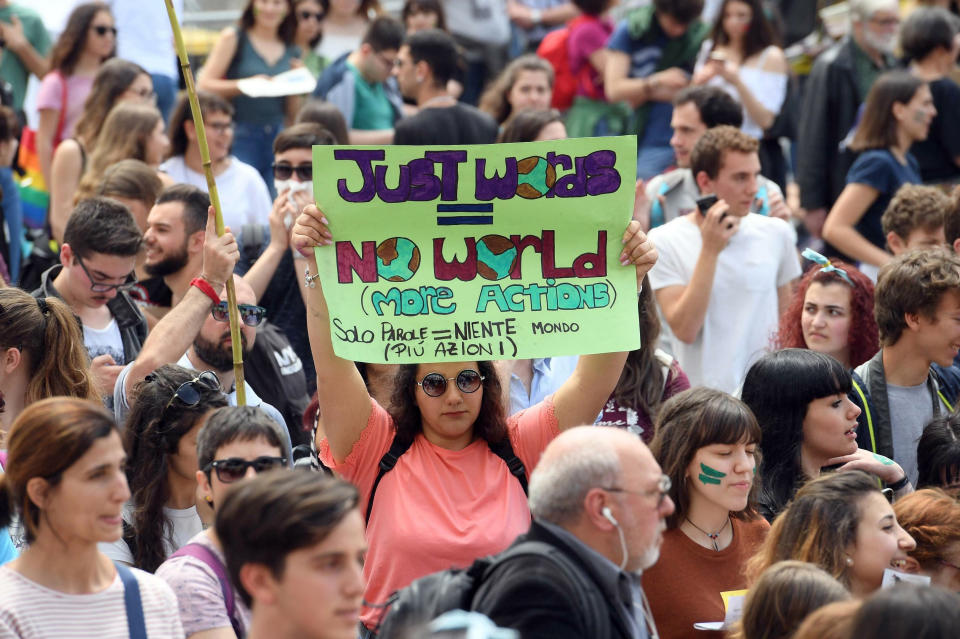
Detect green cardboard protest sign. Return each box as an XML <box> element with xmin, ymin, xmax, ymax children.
<box><xmin>312</xmin><ymin>136</ymin><xmax>641</xmax><ymax>364</ymax></box>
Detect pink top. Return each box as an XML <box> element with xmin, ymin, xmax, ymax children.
<box><xmin>568</xmin><ymin>15</ymin><xmax>612</xmax><ymax>99</ymax></box>
<box><xmin>320</xmin><ymin>397</ymin><xmax>560</xmax><ymax>628</ymax></box>
<box><xmin>36</xmin><ymin>71</ymin><xmax>94</xmax><ymax>142</ymax></box>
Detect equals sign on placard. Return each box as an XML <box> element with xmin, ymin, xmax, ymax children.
<box><xmin>431</xmin><ymin>329</ymin><xmax>452</xmax><ymax>340</ymax></box>
<box><xmin>436</xmin><ymin>204</ymin><xmax>493</xmax><ymax>225</ymax></box>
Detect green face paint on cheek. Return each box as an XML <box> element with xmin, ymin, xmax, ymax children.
<box><xmin>699</xmin><ymin>462</ymin><xmax>726</xmax><ymax>485</ymax></box>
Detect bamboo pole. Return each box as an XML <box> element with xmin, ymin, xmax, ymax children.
<box><xmin>164</xmin><ymin>0</ymin><xmax>246</xmax><ymax>405</ymax></box>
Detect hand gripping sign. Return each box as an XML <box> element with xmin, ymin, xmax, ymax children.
<box><xmin>312</xmin><ymin>136</ymin><xmax>641</xmax><ymax>364</ymax></box>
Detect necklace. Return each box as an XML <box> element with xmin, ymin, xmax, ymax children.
<box><xmin>685</xmin><ymin>516</ymin><xmax>730</xmax><ymax>551</ymax></box>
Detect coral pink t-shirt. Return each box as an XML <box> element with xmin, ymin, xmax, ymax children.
<box><xmin>319</xmin><ymin>397</ymin><xmax>559</xmax><ymax>628</ymax></box>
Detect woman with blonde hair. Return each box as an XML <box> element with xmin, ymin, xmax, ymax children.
<box><xmin>0</xmin><ymin>287</ymin><xmax>98</xmax><ymax>437</ymax></box>
<box><xmin>747</xmin><ymin>471</ymin><xmax>916</xmax><ymax>597</ymax></box>
<box><xmin>733</xmin><ymin>561</ymin><xmax>850</xmax><ymax>639</ymax></box>
<box><xmin>479</xmin><ymin>55</ymin><xmax>554</xmax><ymax>125</ymax></box>
<box><xmin>48</xmin><ymin>58</ymin><xmax>153</xmax><ymax>243</ymax></box>
<box><xmin>75</xmin><ymin>103</ymin><xmax>170</xmax><ymax>201</ymax></box>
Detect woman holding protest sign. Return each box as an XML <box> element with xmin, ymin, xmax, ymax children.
<box><xmin>292</xmin><ymin>201</ymin><xmax>656</xmax><ymax>632</ymax></box>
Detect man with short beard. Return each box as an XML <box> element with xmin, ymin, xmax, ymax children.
<box><xmin>175</xmin><ymin>273</ymin><xmax>289</xmax><ymax>446</ymax></box>
<box><xmin>796</xmin><ymin>0</ymin><xmax>900</xmax><ymax>240</ymax></box>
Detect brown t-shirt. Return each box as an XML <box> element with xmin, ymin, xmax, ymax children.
<box><xmin>642</xmin><ymin>517</ymin><xmax>770</xmax><ymax>639</ymax></box>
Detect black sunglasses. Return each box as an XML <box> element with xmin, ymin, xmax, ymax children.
<box><xmin>92</xmin><ymin>25</ymin><xmax>117</xmax><ymax>36</ymax></box>
<box><xmin>205</xmin><ymin>456</ymin><xmax>287</xmax><ymax>483</ymax></box>
<box><xmin>272</xmin><ymin>162</ymin><xmax>312</xmax><ymax>181</ymax></box>
<box><xmin>298</xmin><ymin>9</ymin><xmax>322</xmax><ymax>21</ymax></box>
<box><xmin>162</xmin><ymin>370</ymin><xmax>221</xmax><ymax>417</ymax></box>
<box><xmin>417</xmin><ymin>369</ymin><xmax>485</xmax><ymax>397</ymax></box>
<box><xmin>211</xmin><ymin>302</ymin><xmax>266</xmax><ymax>327</ymax></box>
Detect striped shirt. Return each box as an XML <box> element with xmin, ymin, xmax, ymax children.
<box><xmin>0</xmin><ymin>564</ymin><xmax>184</xmax><ymax>638</ymax></box>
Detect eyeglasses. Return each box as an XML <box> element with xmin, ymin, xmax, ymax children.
<box><xmin>76</xmin><ymin>255</ymin><xmax>137</xmax><ymax>293</ymax></box>
<box><xmin>869</xmin><ymin>16</ymin><xmax>900</xmax><ymax>28</ymax></box>
<box><xmin>92</xmin><ymin>25</ymin><xmax>117</xmax><ymax>37</ymax></box>
<box><xmin>208</xmin><ymin>121</ymin><xmax>234</xmax><ymax>134</ymax></box>
<box><xmin>211</xmin><ymin>302</ymin><xmax>266</xmax><ymax>327</ymax></box>
<box><xmin>603</xmin><ymin>474</ymin><xmax>672</xmax><ymax>508</ymax></box>
<box><xmin>205</xmin><ymin>456</ymin><xmax>287</xmax><ymax>483</ymax></box>
<box><xmin>416</xmin><ymin>369</ymin><xmax>485</xmax><ymax>397</ymax></box>
<box><xmin>128</xmin><ymin>87</ymin><xmax>156</xmax><ymax>101</ymax></box>
<box><xmin>162</xmin><ymin>370</ymin><xmax>221</xmax><ymax>414</ymax></box>
<box><xmin>272</xmin><ymin>162</ymin><xmax>312</xmax><ymax>181</ymax></box>
<box><xmin>375</xmin><ymin>51</ymin><xmax>396</xmax><ymax>69</ymax></box>
<box><xmin>298</xmin><ymin>10</ymin><xmax>322</xmax><ymax>21</ymax></box>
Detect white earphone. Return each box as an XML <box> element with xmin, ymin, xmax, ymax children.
<box><xmin>602</xmin><ymin>506</ymin><xmax>619</xmax><ymax>527</ymax></box>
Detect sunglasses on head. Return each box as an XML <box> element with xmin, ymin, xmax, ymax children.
<box><xmin>92</xmin><ymin>25</ymin><xmax>117</xmax><ymax>36</ymax></box>
<box><xmin>205</xmin><ymin>456</ymin><xmax>287</xmax><ymax>483</ymax></box>
<box><xmin>211</xmin><ymin>302</ymin><xmax>266</xmax><ymax>327</ymax></box>
<box><xmin>158</xmin><ymin>370</ymin><xmax>221</xmax><ymax>426</ymax></box>
<box><xmin>272</xmin><ymin>162</ymin><xmax>312</xmax><ymax>181</ymax></box>
<box><xmin>417</xmin><ymin>369</ymin><xmax>485</xmax><ymax>397</ymax></box>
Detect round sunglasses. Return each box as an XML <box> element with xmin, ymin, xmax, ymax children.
<box><xmin>211</xmin><ymin>301</ymin><xmax>266</xmax><ymax>327</ymax></box>
<box><xmin>416</xmin><ymin>369</ymin><xmax>485</xmax><ymax>397</ymax></box>
<box><xmin>205</xmin><ymin>456</ymin><xmax>287</xmax><ymax>483</ymax></box>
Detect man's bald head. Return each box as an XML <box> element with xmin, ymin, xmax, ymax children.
<box><xmin>529</xmin><ymin>426</ymin><xmax>657</xmax><ymax>525</ymax></box>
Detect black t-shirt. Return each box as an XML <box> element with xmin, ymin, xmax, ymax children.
<box><xmin>393</xmin><ymin>103</ymin><xmax>498</xmax><ymax>145</ymax></box>
<box><xmin>911</xmin><ymin>77</ymin><xmax>960</xmax><ymax>183</ymax></box>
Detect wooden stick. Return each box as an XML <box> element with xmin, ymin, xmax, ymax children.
<box><xmin>164</xmin><ymin>0</ymin><xmax>246</xmax><ymax>405</ymax></box>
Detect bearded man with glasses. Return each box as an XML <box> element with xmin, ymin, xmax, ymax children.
<box><xmin>32</xmin><ymin>197</ymin><xmax>146</xmax><ymax>403</ymax></box>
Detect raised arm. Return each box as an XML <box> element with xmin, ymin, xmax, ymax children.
<box><xmin>124</xmin><ymin>208</ymin><xmax>238</xmax><ymax>404</ymax></box>
<box><xmin>292</xmin><ymin>204</ymin><xmax>373</xmax><ymax>463</ymax></box>
<box><xmin>552</xmin><ymin>221</ymin><xmax>657</xmax><ymax>431</ymax></box>
<box><xmin>655</xmin><ymin>201</ymin><xmax>738</xmax><ymax>344</ymax></box>
<box><xmin>242</xmin><ymin>189</ymin><xmax>301</xmax><ymax>301</ymax></box>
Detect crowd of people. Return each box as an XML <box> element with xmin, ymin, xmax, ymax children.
<box><xmin>2</xmin><ymin>0</ymin><xmax>960</xmax><ymax>638</ymax></box>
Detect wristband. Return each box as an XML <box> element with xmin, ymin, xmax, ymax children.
<box><xmin>888</xmin><ymin>475</ymin><xmax>909</xmax><ymax>492</ymax></box>
<box><xmin>190</xmin><ymin>277</ymin><xmax>222</xmax><ymax>304</ymax></box>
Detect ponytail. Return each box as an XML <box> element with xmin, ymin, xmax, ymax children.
<box><xmin>25</xmin><ymin>297</ymin><xmax>98</xmax><ymax>404</ymax></box>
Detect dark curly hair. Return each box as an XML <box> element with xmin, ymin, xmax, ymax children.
<box><xmin>775</xmin><ymin>260</ymin><xmax>878</xmax><ymax>368</ymax></box>
<box><xmin>388</xmin><ymin>360</ymin><xmax>507</xmax><ymax>449</ymax></box>
<box><xmin>124</xmin><ymin>364</ymin><xmax>228</xmax><ymax>572</ymax></box>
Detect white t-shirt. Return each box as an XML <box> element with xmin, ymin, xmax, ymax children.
<box><xmin>83</xmin><ymin>318</ymin><xmax>126</xmax><ymax>366</ymax></box>
<box><xmin>99</xmin><ymin>505</ymin><xmax>203</xmax><ymax>566</ymax></box>
<box><xmin>0</xmin><ymin>564</ymin><xmax>184</xmax><ymax>638</ymax></box>
<box><xmin>109</xmin><ymin>0</ymin><xmax>181</xmax><ymax>77</ymax></box>
<box><xmin>648</xmin><ymin>214</ymin><xmax>801</xmax><ymax>393</ymax></box>
<box><xmin>159</xmin><ymin>155</ymin><xmax>272</xmax><ymax>232</ymax></box>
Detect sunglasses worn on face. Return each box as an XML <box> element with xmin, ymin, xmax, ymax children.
<box><xmin>272</xmin><ymin>162</ymin><xmax>312</xmax><ymax>181</ymax></box>
<box><xmin>211</xmin><ymin>302</ymin><xmax>266</xmax><ymax>327</ymax></box>
<box><xmin>206</xmin><ymin>456</ymin><xmax>287</xmax><ymax>482</ymax></box>
<box><xmin>417</xmin><ymin>369</ymin><xmax>485</xmax><ymax>397</ymax></box>
<box><xmin>92</xmin><ymin>25</ymin><xmax>117</xmax><ymax>36</ymax></box>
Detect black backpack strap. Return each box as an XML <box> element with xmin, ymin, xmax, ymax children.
<box><xmin>487</xmin><ymin>437</ymin><xmax>528</xmax><ymax>495</ymax></box>
<box><xmin>481</xmin><ymin>541</ymin><xmax>611</xmax><ymax>637</ymax></box>
<box><xmin>365</xmin><ymin>433</ymin><xmax>415</xmax><ymax>525</ymax></box>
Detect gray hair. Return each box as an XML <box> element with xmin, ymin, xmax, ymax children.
<box><xmin>849</xmin><ymin>0</ymin><xmax>899</xmax><ymax>22</ymax></box>
<box><xmin>528</xmin><ymin>441</ymin><xmax>621</xmax><ymax>525</ymax></box>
